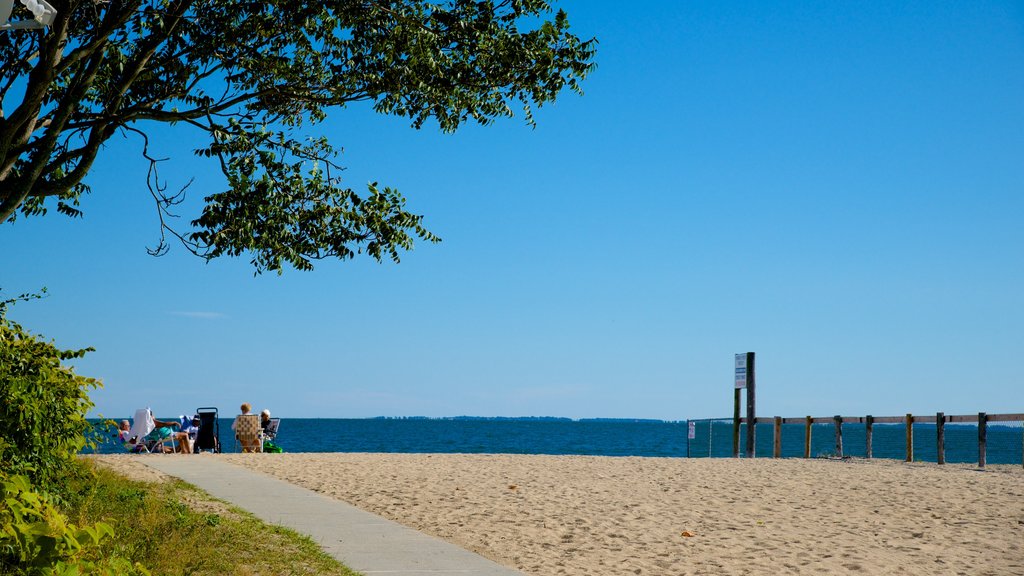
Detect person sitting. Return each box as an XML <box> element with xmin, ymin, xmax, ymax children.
<box><xmin>118</xmin><ymin>419</ymin><xmax>150</xmax><ymax>453</ymax></box>
<box><xmin>179</xmin><ymin>414</ymin><xmax>201</xmax><ymax>452</ymax></box>
<box><xmin>260</xmin><ymin>409</ymin><xmax>275</xmax><ymax>440</ymax></box>
<box><xmin>117</xmin><ymin>419</ymin><xmax>132</xmax><ymax>443</ymax></box>
<box><xmin>148</xmin><ymin>415</ymin><xmax>191</xmax><ymax>453</ymax></box>
<box><xmin>231</xmin><ymin>402</ymin><xmax>261</xmax><ymax>452</ymax></box>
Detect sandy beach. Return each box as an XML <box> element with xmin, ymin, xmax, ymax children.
<box><xmin>92</xmin><ymin>454</ymin><xmax>1024</xmax><ymax>575</ymax></box>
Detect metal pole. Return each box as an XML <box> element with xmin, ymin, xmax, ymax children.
<box><xmin>709</xmin><ymin>419</ymin><xmax>713</xmax><ymax>458</ymax></box>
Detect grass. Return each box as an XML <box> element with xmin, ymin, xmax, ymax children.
<box><xmin>65</xmin><ymin>462</ymin><xmax>361</xmax><ymax>576</ymax></box>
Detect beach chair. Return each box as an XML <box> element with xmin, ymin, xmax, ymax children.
<box><xmin>127</xmin><ymin>408</ymin><xmax>176</xmax><ymax>453</ymax></box>
<box><xmin>233</xmin><ymin>414</ymin><xmax>263</xmax><ymax>453</ymax></box>
<box><xmin>264</xmin><ymin>418</ymin><xmax>280</xmax><ymax>440</ymax></box>
<box><xmin>261</xmin><ymin>418</ymin><xmax>283</xmax><ymax>452</ymax></box>
<box><xmin>194</xmin><ymin>407</ymin><xmax>220</xmax><ymax>453</ymax></box>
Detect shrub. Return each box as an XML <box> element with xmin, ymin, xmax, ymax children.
<box><xmin>0</xmin><ymin>291</ymin><xmax>101</xmax><ymax>492</ymax></box>
<box><xmin>0</xmin><ymin>473</ymin><xmax>150</xmax><ymax>576</ymax></box>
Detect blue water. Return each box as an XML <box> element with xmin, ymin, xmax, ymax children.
<box><xmin>86</xmin><ymin>417</ymin><xmax>1024</xmax><ymax>465</ymax></box>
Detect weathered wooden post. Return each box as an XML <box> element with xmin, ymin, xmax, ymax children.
<box><xmin>936</xmin><ymin>412</ymin><xmax>945</xmax><ymax>465</ymax></box>
<box><xmin>773</xmin><ymin>416</ymin><xmax>782</xmax><ymax>458</ymax></box>
<box><xmin>804</xmin><ymin>416</ymin><xmax>812</xmax><ymax>458</ymax></box>
<box><xmin>745</xmin><ymin>353</ymin><xmax>756</xmax><ymax>458</ymax></box>
<box><xmin>905</xmin><ymin>413</ymin><xmax>914</xmax><ymax>462</ymax></box>
<box><xmin>834</xmin><ymin>415</ymin><xmax>843</xmax><ymax>457</ymax></box>
<box><xmin>978</xmin><ymin>412</ymin><xmax>987</xmax><ymax>469</ymax></box>
<box><xmin>733</xmin><ymin>389</ymin><xmax>740</xmax><ymax>458</ymax></box>
<box><xmin>733</xmin><ymin>353</ymin><xmax>753</xmax><ymax>458</ymax></box>
<box><xmin>865</xmin><ymin>415</ymin><xmax>873</xmax><ymax>459</ymax></box>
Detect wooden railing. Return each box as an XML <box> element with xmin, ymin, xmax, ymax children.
<box><xmin>738</xmin><ymin>412</ymin><xmax>1024</xmax><ymax>468</ymax></box>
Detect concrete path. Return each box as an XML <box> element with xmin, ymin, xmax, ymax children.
<box><xmin>141</xmin><ymin>457</ymin><xmax>523</xmax><ymax>576</ymax></box>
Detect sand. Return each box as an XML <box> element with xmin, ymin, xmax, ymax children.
<box><xmin>93</xmin><ymin>454</ymin><xmax>1024</xmax><ymax>575</ymax></box>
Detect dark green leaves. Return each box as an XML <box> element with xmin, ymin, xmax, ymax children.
<box><xmin>0</xmin><ymin>0</ymin><xmax>595</xmax><ymax>272</ymax></box>
<box><xmin>188</xmin><ymin>119</ymin><xmax>438</xmax><ymax>273</ymax></box>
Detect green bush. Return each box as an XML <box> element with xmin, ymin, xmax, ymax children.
<box><xmin>0</xmin><ymin>474</ymin><xmax>150</xmax><ymax>576</ymax></box>
<box><xmin>0</xmin><ymin>291</ymin><xmax>101</xmax><ymax>492</ymax></box>
<box><xmin>0</xmin><ymin>293</ymin><xmax>155</xmax><ymax>574</ymax></box>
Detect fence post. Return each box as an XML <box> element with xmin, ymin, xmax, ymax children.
<box><xmin>936</xmin><ymin>412</ymin><xmax>945</xmax><ymax>465</ymax></box>
<box><xmin>905</xmin><ymin>413</ymin><xmax>914</xmax><ymax>462</ymax></box>
<box><xmin>978</xmin><ymin>412</ymin><xmax>987</xmax><ymax>469</ymax></box>
<box><xmin>834</xmin><ymin>415</ymin><xmax>843</xmax><ymax>457</ymax></box>
<box><xmin>804</xmin><ymin>416</ymin><xmax>812</xmax><ymax>458</ymax></box>
<box><xmin>773</xmin><ymin>416</ymin><xmax>782</xmax><ymax>458</ymax></box>
<box><xmin>865</xmin><ymin>415</ymin><xmax>873</xmax><ymax>459</ymax></box>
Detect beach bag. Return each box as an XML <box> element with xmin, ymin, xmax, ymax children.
<box><xmin>262</xmin><ymin>440</ymin><xmax>283</xmax><ymax>453</ymax></box>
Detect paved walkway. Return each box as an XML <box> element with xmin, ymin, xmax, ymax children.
<box><xmin>141</xmin><ymin>458</ymin><xmax>523</xmax><ymax>576</ymax></box>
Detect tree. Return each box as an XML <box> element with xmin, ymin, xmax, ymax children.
<box><xmin>0</xmin><ymin>0</ymin><xmax>595</xmax><ymax>272</ymax></box>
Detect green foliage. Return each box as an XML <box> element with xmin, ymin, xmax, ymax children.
<box><xmin>0</xmin><ymin>474</ymin><xmax>150</xmax><ymax>576</ymax></box>
<box><xmin>0</xmin><ymin>291</ymin><xmax>100</xmax><ymax>492</ymax></box>
<box><xmin>1</xmin><ymin>0</ymin><xmax>597</xmax><ymax>273</ymax></box>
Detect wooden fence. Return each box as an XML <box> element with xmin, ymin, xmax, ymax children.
<box><xmin>738</xmin><ymin>412</ymin><xmax>1024</xmax><ymax>469</ymax></box>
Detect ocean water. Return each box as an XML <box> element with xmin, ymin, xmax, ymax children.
<box><xmin>86</xmin><ymin>417</ymin><xmax>1024</xmax><ymax>465</ymax></box>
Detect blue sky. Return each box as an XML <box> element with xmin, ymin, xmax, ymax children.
<box><xmin>4</xmin><ymin>1</ymin><xmax>1023</xmax><ymax>421</ymax></box>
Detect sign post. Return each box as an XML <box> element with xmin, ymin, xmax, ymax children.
<box><xmin>733</xmin><ymin>354</ymin><xmax>741</xmax><ymax>453</ymax></box>
<box><xmin>733</xmin><ymin>352</ymin><xmax>756</xmax><ymax>458</ymax></box>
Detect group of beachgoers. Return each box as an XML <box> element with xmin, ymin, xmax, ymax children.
<box><xmin>117</xmin><ymin>402</ymin><xmax>277</xmax><ymax>453</ymax></box>
<box><xmin>230</xmin><ymin>402</ymin><xmax>277</xmax><ymax>453</ymax></box>
<box><xmin>117</xmin><ymin>411</ymin><xmax>202</xmax><ymax>453</ymax></box>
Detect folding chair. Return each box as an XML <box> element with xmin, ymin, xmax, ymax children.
<box><xmin>127</xmin><ymin>408</ymin><xmax>176</xmax><ymax>453</ymax></box>
<box><xmin>264</xmin><ymin>418</ymin><xmax>280</xmax><ymax>440</ymax></box>
<box><xmin>233</xmin><ymin>414</ymin><xmax>263</xmax><ymax>453</ymax></box>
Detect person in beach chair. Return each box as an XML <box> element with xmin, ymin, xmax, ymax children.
<box><xmin>260</xmin><ymin>409</ymin><xmax>283</xmax><ymax>453</ymax></box>
<box><xmin>117</xmin><ymin>419</ymin><xmax>131</xmax><ymax>442</ymax></box>
<box><xmin>232</xmin><ymin>402</ymin><xmax>263</xmax><ymax>453</ymax></box>
<box><xmin>125</xmin><ymin>408</ymin><xmax>188</xmax><ymax>453</ymax></box>
<box><xmin>194</xmin><ymin>407</ymin><xmax>220</xmax><ymax>453</ymax></box>
<box><xmin>261</xmin><ymin>409</ymin><xmax>278</xmax><ymax>438</ymax></box>
<box><xmin>117</xmin><ymin>419</ymin><xmax>149</xmax><ymax>453</ymax></box>
<box><xmin>179</xmin><ymin>413</ymin><xmax>201</xmax><ymax>451</ymax></box>
<box><xmin>123</xmin><ymin>408</ymin><xmax>161</xmax><ymax>453</ymax></box>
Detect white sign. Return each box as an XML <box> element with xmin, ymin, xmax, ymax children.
<box><xmin>687</xmin><ymin>421</ymin><xmax>696</xmax><ymax>440</ymax></box>
<box><xmin>735</xmin><ymin>353</ymin><xmax>747</xmax><ymax>389</ymax></box>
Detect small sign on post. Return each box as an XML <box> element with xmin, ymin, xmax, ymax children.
<box><xmin>732</xmin><ymin>352</ymin><xmax>756</xmax><ymax>458</ymax></box>
<box><xmin>735</xmin><ymin>354</ymin><xmax>748</xmax><ymax>389</ymax></box>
